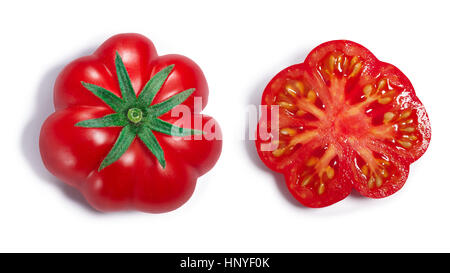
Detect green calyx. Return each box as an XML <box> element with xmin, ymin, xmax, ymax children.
<box><xmin>75</xmin><ymin>52</ymin><xmax>203</xmax><ymax>171</ymax></box>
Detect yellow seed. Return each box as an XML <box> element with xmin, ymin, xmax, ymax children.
<box><xmin>350</xmin><ymin>56</ymin><xmax>359</xmax><ymax>67</ymax></box>
<box><xmin>378</xmin><ymin>97</ymin><xmax>392</xmax><ymax>104</ymax></box>
<box><xmin>328</xmin><ymin>55</ymin><xmax>336</xmax><ymax>72</ymax></box>
<box><xmin>377</xmin><ymin>79</ymin><xmax>387</xmax><ymax>91</ymax></box>
<box><xmin>363</xmin><ymin>85</ymin><xmax>374</xmax><ymax>97</ymax></box>
<box><xmin>383</xmin><ymin>112</ymin><xmax>395</xmax><ymax>123</ymax></box>
<box><xmin>361</xmin><ymin>165</ymin><xmax>369</xmax><ymax>177</ymax></box>
<box><xmin>377</xmin><ymin>158</ymin><xmax>390</xmax><ymax>166</ymax></box>
<box><xmin>400</xmin><ymin>110</ymin><xmax>412</xmax><ymax>119</ymax></box>
<box><xmin>368</xmin><ymin>176</ymin><xmax>375</xmax><ymax>189</ymax></box>
<box><xmin>375</xmin><ymin>176</ymin><xmax>383</xmax><ymax>187</ymax></box>
<box><xmin>296</xmin><ymin>110</ymin><xmax>307</xmax><ymax>116</ymax></box>
<box><xmin>403</xmin><ymin>134</ymin><xmax>417</xmax><ymax>141</ymax></box>
<box><xmin>342</xmin><ymin>56</ymin><xmax>349</xmax><ymax>70</ymax></box>
<box><xmin>397</xmin><ymin>140</ymin><xmax>412</xmax><ymax>148</ymax></box>
<box><xmin>404</xmin><ymin>118</ymin><xmax>414</xmax><ymax>124</ymax></box>
<box><xmin>301</xmin><ymin>175</ymin><xmax>314</xmax><ymax>186</ymax></box>
<box><xmin>272</xmin><ymin>148</ymin><xmax>285</xmax><ymax>157</ymax></box>
<box><xmin>400</xmin><ymin>127</ymin><xmax>415</xmax><ymax>133</ymax></box>
<box><xmin>296</xmin><ymin>81</ymin><xmax>305</xmax><ymax>95</ymax></box>
<box><xmin>380</xmin><ymin>169</ymin><xmax>389</xmax><ymax>178</ymax></box>
<box><xmin>336</xmin><ymin>55</ymin><xmax>344</xmax><ymax>71</ymax></box>
<box><xmin>349</xmin><ymin>62</ymin><xmax>362</xmax><ymax>78</ymax></box>
<box><xmin>279</xmin><ymin>101</ymin><xmax>297</xmax><ymax>111</ymax></box>
<box><xmin>285</xmin><ymin>81</ymin><xmax>305</xmax><ymax>97</ymax></box>
<box><xmin>280</xmin><ymin>128</ymin><xmax>297</xmax><ymax>136</ymax></box>
<box><xmin>318</xmin><ymin>183</ymin><xmax>325</xmax><ymax>195</ymax></box>
<box><xmin>307</xmin><ymin>90</ymin><xmax>317</xmax><ymax>103</ymax></box>
<box><xmin>285</xmin><ymin>84</ymin><xmax>298</xmax><ymax>97</ymax></box>
<box><xmin>325</xmin><ymin>166</ymin><xmax>335</xmax><ymax>179</ymax></box>
<box><xmin>306</xmin><ymin>157</ymin><xmax>319</xmax><ymax>167</ymax></box>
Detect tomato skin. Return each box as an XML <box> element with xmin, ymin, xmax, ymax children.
<box><xmin>256</xmin><ymin>40</ymin><xmax>431</xmax><ymax>207</ymax></box>
<box><xmin>40</xmin><ymin>106</ymin><xmax>119</xmax><ymax>187</ymax></box>
<box><xmin>40</xmin><ymin>34</ymin><xmax>222</xmax><ymax>213</ymax></box>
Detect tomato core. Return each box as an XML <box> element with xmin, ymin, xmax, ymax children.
<box><xmin>333</xmin><ymin>108</ymin><xmax>371</xmax><ymax>138</ymax></box>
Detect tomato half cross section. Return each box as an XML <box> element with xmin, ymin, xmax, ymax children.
<box><xmin>256</xmin><ymin>40</ymin><xmax>431</xmax><ymax>208</ymax></box>
<box><xmin>40</xmin><ymin>33</ymin><xmax>222</xmax><ymax>213</ymax></box>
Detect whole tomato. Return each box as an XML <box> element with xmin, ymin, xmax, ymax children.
<box><xmin>40</xmin><ymin>33</ymin><xmax>222</xmax><ymax>213</ymax></box>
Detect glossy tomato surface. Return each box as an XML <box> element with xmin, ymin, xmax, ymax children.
<box><xmin>256</xmin><ymin>40</ymin><xmax>430</xmax><ymax>208</ymax></box>
<box><xmin>40</xmin><ymin>34</ymin><xmax>222</xmax><ymax>213</ymax></box>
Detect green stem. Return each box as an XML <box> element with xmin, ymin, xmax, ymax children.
<box><xmin>127</xmin><ymin>108</ymin><xmax>143</xmax><ymax>123</ymax></box>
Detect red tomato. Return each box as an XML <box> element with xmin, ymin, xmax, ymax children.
<box><xmin>256</xmin><ymin>40</ymin><xmax>431</xmax><ymax>208</ymax></box>
<box><xmin>40</xmin><ymin>33</ymin><xmax>222</xmax><ymax>213</ymax></box>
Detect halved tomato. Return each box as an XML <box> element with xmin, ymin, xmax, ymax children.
<box><xmin>255</xmin><ymin>40</ymin><xmax>431</xmax><ymax>208</ymax></box>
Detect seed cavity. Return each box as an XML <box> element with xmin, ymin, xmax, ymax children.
<box><xmin>388</xmin><ymin>109</ymin><xmax>417</xmax><ymax>149</ymax></box>
<box><xmin>359</xmin><ymin>78</ymin><xmax>397</xmax><ymax>110</ymax></box>
<box><xmin>321</xmin><ymin>53</ymin><xmax>363</xmax><ymax>80</ymax></box>
<box><xmin>357</xmin><ymin>151</ymin><xmax>391</xmax><ymax>190</ymax></box>
<box><xmin>295</xmin><ymin>146</ymin><xmax>338</xmax><ymax>197</ymax></box>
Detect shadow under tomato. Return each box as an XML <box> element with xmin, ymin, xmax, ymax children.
<box><xmin>20</xmin><ymin>47</ymin><xmax>105</xmax><ymax>214</ymax></box>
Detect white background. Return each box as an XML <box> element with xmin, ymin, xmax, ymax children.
<box><xmin>0</xmin><ymin>0</ymin><xmax>449</xmax><ymax>252</ymax></box>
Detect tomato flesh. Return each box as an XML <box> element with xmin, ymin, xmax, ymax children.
<box><xmin>256</xmin><ymin>40</ymin><xmax>431</xmax><ymax>207</ymax></box>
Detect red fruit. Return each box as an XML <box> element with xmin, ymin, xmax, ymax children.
<box><xmin>256</xmin><ymin>40</ymin><xmax>431</xmax><ymax>208</ymax></box>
